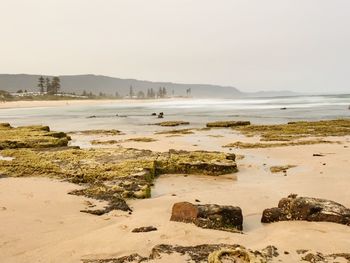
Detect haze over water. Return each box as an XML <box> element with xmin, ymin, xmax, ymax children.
<box><xmin>1</xmin><ymin>94</ymin><xmax>349</xmax><ymax>133</ymax></box>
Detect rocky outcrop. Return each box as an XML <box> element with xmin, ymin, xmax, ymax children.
<box><xmin>81</xmin><ymin>244</ymin><xmax>350</xmax><ymax>263</ymax></box>
<box><xmin>0</xmin><ymin>124</ymin><xmax>71</xmax><ymax>150</ymax></box>
<box><xmin>81</xmin><ymin>244</ymin><xmax>278</xmax><ymax>263</ymax></box>
<box><xmin>155</xmin><ymin>150</ymin><xmax>238</xmax><ymax>176</ymax></box>
<box><xmin>261</xmin><ymin>194</ymin><xmax>350</xmax><ymax>226</ymax></box>
<box><xmin>170</xmin><ymin>202</ymin><xmax>243</xmax><ymax>232</ymax></box>
<box><xmin>1</xmin><ymin>135</ymin><xmax>238</xmax><ymax>215</ymax></box>
<box><xmin>206</xmin><ymin>121</ymin><xmax>251</xmax><ymax>128</ymax></box>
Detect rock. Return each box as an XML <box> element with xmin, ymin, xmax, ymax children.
<box><xmin>261</xmin><ymin>245</ymin><xmax>279</xmax><ymax>258</ymax></box>
<box><xmin>170</xmin><ymin>202</ymin><xmax>243</xmax><ymax>232</ymax></box>
<box><xmin>280</xmin><ymin>107</ymin><xmax>287</xmax><ymax>110</ymax></box>
<box><xmin>82</xmin><ymin>244</ymin><xmax>270</xmax><ymax>263</ymax></box>
<box><xmin>0</xmin><ymin>124</ymin><xmax>71</xmax><ymax>150</ymax></box>
<box><xmin>155</xmin><ymin>121</ymin><xmax>190</xmax><ymax>127</ymax></box>
<box><xmin>170</xmin><ymin>202</ymin><xmax>199</xmax><ymax>223</ymax></box>
<box><xmin>155</xmin><ymin>150</ymin><xmax>238</xmax><ymax>176</ymax></box>
<box><xmin>302</xmin><ymin>252</ymin><xmax>326</xmax><ymax>263</ymax></box>
<box><xmin>157</xmin><ymin>112</ymin><xmax>164</xmax><ymax>118</ymax></box>
<box><xmin>132</xmin><ymin>226</ymin><xmax>157</xmax><ymax>233</ymax></box>
<box><xmin>206</xmin><ymin>121</ymin><xmax>251</xmax><ymax>128</ymax></box>
<box><xmin>151</xmin><ymin>112</ymin><xmax>157</xmax><ymax>116</ymax></box>
<box><xmin>261</xmin><ymin>194</ymin><xmax>350</xmax><ymax>226</ymax></box>
<box><xmin>313</xmin><ymin>153</ymin><xmax>324</xmax><ymax>157</ymax></box>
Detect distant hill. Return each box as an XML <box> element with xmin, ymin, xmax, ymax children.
<box><xmin>0</xmin><ymin>74</ymin><xmax>299</xmax><ymax>98</ymax></box>
<box><xmin>0</xmin><ymin>74</ymin><xmax>243</xmax><ymax>98</ymax></box>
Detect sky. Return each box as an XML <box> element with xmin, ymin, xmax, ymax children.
<box><xmin>0</xmin><ymin>0</ymin><xmax>349</xmax><ymax>93</ymax></box>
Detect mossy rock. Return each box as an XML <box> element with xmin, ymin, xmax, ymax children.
<box><xmin>0</xmin><ymin>124</ymin><xmax>71</xmax><ymax>150</ymax></box>
<box><xmin>156</xmin><ymin>121</ymin><xmax>190</xmax><ymax>127</ymax></box>
<box><xmin>155</xmin><ymin>128</ymin><xmax>194</xmax><ymax>135</ymax></box>
<box><xmin>0</xmin><ymin>140</ymin><xmax>237</xmax><ymax>214</ymax></box>
<box><xmin>233</xmin><ymin>119</ymin><xmax>350</xmax><ymax>141</ymax></box>
<box><xmin>206</xmin><ymin>121</ymin><xmax>251</xmax><ymax>128</ymax></box>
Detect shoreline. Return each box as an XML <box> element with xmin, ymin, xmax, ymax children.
<box><xmin>0</xmin><ymin>98</ymin><xmax>188</xmax><ymax>109</ymax></box>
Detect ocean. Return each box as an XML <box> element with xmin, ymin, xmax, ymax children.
<box><xmin>0</xmin><ymin>94</ymin><xmax>349</xmax><ymax>133</ymax></box>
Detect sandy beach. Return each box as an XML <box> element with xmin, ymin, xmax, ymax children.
<box><xmin>0</xmin><ymin>124</ymin><xmax>349</xmax><ymax>262</ymax></box>
<box><xmin>0</xmin><ymin>99</ymin><xmax>187</xmax><ymax>109</ymax></box>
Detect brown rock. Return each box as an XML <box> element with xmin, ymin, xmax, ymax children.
<box><xmin>261</xmin><ymin>194</ymin><xmax>350</xmax><ymax>226</ymax></box>
<box><xmin>132</xmin><ymin>226</ymin><xmax>157</xmax><ymax>233</ymax></box>
<box><xmin>170</xmin><ymin>202</ymin><xmax>243</xmax><ymax>232</ymax></box>
<box><xmin>170</xmin><ymin>202</ymin><xmax>199</xmax><ymax>223</ymax></box>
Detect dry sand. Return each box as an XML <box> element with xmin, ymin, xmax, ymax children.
<box><xmin>0</xmin><ymin>131</ymin><xmax>350</xmax><ymax>262</ymax></box>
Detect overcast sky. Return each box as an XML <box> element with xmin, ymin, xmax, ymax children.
<box><xmin>0</xmin><ymin>0</ymin><xmax>349</xmax><ymax>93</ymax></box>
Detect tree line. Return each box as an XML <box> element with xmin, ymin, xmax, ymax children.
<box><xmin>37</xmin><ymin>76</ymin><xmax>61</xmax><ymax>94</ymax></box>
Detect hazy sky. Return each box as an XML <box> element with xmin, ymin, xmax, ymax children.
<box><xmin>1</xmin><ymin>0</ymin><xmax>349</xmax><ymax>93</ymax></box>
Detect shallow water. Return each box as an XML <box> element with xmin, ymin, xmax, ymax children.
<box><xmin>0</xmin><ymin>95</ymin><xmax>349</xmax><ymax>132</ymax></box>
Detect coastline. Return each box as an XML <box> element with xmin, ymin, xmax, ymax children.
<box><xmin>0</xmin><ymin>98</ymin><xmax>187</xmax><ymax>109</ymax></box>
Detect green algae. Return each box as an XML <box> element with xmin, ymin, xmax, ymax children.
<box><xmin>91</xmin><ymin>137</ymin><xmax>157</xmax><ymax>145</ymax></box>
<box><xmin>206</xmin><ymin>121</ymin><xmax>251</xmax><ymax>128</ymax></box>
<box><xmin>223</xmin><ymin>139</ymin><xmax>334</xmax><ymax>149</ymax></box>
<box><xmin>155</xmin><ymin>128</ymin><xmax>194</xmax><ymax>135</ymax></box>
<box><xmin>233</xmin><ymin>119</ymin><xmax>350</xmax><ymax>141</ymax></box>
<box><xmin>270</xmin><ymin>165</ymin><xmax>296</xmax><ymax>173</ymax></box>
<box><xmin>0</xmin><ymin>141</ymin><xmax>237</xmax><ymax>214</ymax></box>
<box><xmin>154</xmin><ymin>150</ymin><xmax>237</xmax><ymax>176</ymax></box>
<box><xmin>126</xmin><ymin>137</ymin><xmax>157</xmax><ymax>142</ymax></box>
<box><xmin>69</xmin><ymin>129</ymin><xmax>124</xmax><ymax>136</ymax></box>
<box><xmin>0</xmin><ymin>124</ymin><xmax>71</xmax><ymax>150</ymax></box>
<box><xmin>91</xmin><ymin>140</ymin><xmax>120</xmax><ymax>145</ymax></box>
<box><xmin>155</xmin><ymin>121</ymin><xmax>190</xmax><ymax>127</ymax></box>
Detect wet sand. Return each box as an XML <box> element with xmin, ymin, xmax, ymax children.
<box><xmin>0</xmin><ymin>130</ymin><xmax>350</xmax><ymax>262</ymax></box>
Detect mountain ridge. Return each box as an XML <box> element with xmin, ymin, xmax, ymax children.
<box><xmin>0</xmin><ymin>74</ymin><xmax>298</xmax><ymax>98</ymax></box>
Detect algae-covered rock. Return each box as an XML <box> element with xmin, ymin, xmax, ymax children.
<box><xmin>223</xmin><ymin>140</ymin><xmax>334</xmax><ymax>149</ymax></box>
<box><xmin>81</xmin><ymin>244</ymin><xmax>350</xmax><ymax>263</ymax></box>
<box><xmin>170</xmin><ymin>202</ymin><xmax>243</xmax><ymax>232</ymax></box>
<box><xmin>270</xmin><ymin>165</ymin><xmax>296</xmax><ymax>173</ymax></box>
<box><xmin>233</xmin><ymin>119</ymin><xmax>350</xmax><ymax>141</ymax></box>
<box><xmin>154</xmin><ymin>128</ymin><xmax>194</xmax><ymax>135</ymax></box>
<box><xmin>155</xmin><ymin>121</ymin><xmax>190</xmax><ymax>127</ymax></box>
<box><xmin>69</xmin><ymin>129</ymin><xmax>124</xmax><ymax>136</ymax></box>
<box><xmin>155</xmin><ymin>150</ymin><xmax>237</xmax><ymax>176</ymax></box>
<box><xmin>126</xmin><ymin>137</ymin><xmax>157</xmax><ymax>142</ymax></box>
<box><xmin>206</xmin><ymin>121</ymin><xmax>251</xmax><ymax>128</ymax></box>
<box><xmin>82</xmin><ymin>244</ymin><xmax>272</xmax><ymax>263</ymax></box>
<box><xmin>0</xmin><ymin>131</ymin><xmax>238</xmax><ymax>215</ymax></box>
<box><xmin>261</xmin><ymin>194</ymin><xmax>350</xmax><ymax>226</ymax></box>
<box><xmin>0</xmin><ymin>124</ymin><xmax>70</xmax><ymax>150</ymax></box>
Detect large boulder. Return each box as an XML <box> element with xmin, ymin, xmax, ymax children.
<box><xmin>261</xmin><ymin>194</ymin><xmax>350</xmax><ymax>226</ymax></box>
<box><xmin>170</xmin><ymin>202</ymin><xmax>243</xmax><ymax>232</ymax></box>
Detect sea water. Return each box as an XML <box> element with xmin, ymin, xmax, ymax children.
<box><xmin>0</xmin><ymin>95</ymin><xmax>349</xmax><ymax>133</ymax></box>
